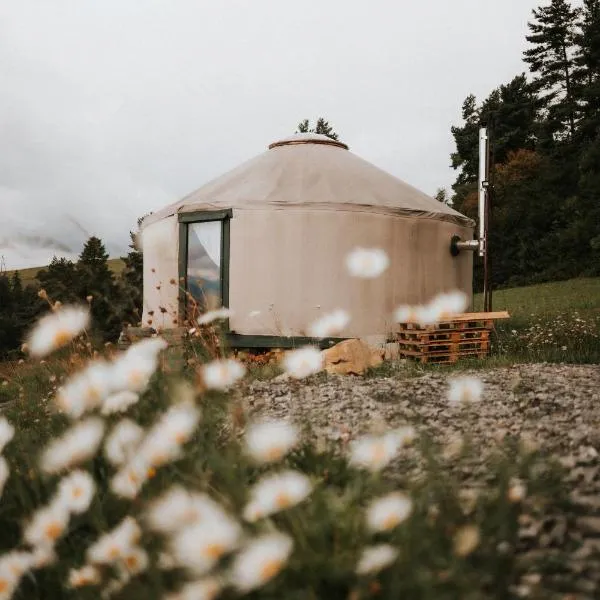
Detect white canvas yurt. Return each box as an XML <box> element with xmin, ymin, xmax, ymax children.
<box><xmin>140</xmin><ymin>133</ymin><xmax>474</xmax><ymax>346</ymax></box>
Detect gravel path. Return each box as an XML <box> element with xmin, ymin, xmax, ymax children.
<box><xmin>243</xmin><ymin>363</ymin><xmax>600</xmax><ymax>598</ymax></box>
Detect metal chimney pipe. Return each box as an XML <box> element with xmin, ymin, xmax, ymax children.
<box><xmin>478</xmin><ymin>128</ymin><xmax>489</xmax><ymax>258</ymax></box>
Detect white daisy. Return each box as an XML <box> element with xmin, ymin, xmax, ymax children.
<box><xmin>345</xmin><ymin>248</ymin><xmax>389</xmax><ymax>279</ymax></box>
<box><xmin>197</xmin><ymin>308</ymin><xmax>234</xmax><ymax>325</ymax></box>
<box><xmin>393</xmin><ymin>305</ymin><xmax>418</xmax><ymax>323</ymax></box>
<box><xmin>41</xmin><ymin>418</ymin><xmax>105</xmax><ymax>474</ymax></box>
<box><xmin>245</xmin><ymin>420</ymin><xmax>299</xmax><ymax>464</ymax></box>
<box><xmin>0</xmin><ymin>551</ymin><xmax>34</xmax><ymax>580</ymax></box>
<box><xmin>146</xmin><ymin>487</ymin><xmax>226</xmax><ymax>534</ymax></box>
<box><xmin>231</xmin><ymin>533</ymin><xmax>293</xmax><ymax>592</ymax></box>
<box><xmin>110</xmin><ymin>456</ymin><xmax>152</xmax><ymax>499</ymax></box>
<box><xmin>201</xmin><ymin>359</ymin><xmax>246</xmax><ymax>390</ymax></box>
<box><xmin>55</xmin><ymin>362</ymin><xmax>113</xmax><ymax>418</ymax></box>
<box><xmin>126</xmin><ymin>337</ymin><xmax>168</xmax><ymax>359</ymax></box>
<box><xmin>23</xmin><ymin>501</ymin><xmax>70</xmax><ymax>549</ymax></box>
<box><xmin>0</xmin><ymin>564</ymin><xmax>18</xmax><ymax>600</ymax></box>
<box><xmin>56</xmin><ymin>470</ymin><xmax>96</xmax><ymax>514</ymax></box>
<box><xmin>349</xmin><ymin>431</ymin><xmax>403</xmax><ymax>472</ymax></box>
<box><xmin>366</xmin><ymin>492</ymin><xmax>413</xmax><ymax>532</ymax></box>
<box><xmin>453</xmin><ymin>524</ymin><xmax>480</xmax><ymax>557</ymax></box>
<box><xmin>68</xmin><ymin>565</ymin><xmax>101</xmax><ymax>588</ymax></box>
<box><xmin>26</xmin><ymin>305</ymin><xmax>89</xmax><ymax>357</ymax></box>
<box><xmin>165</xmin><ymin>578</ymin><xmax>222</xmax><ymax>600</ymax></box>
<box><xmin>507</xmin><ymin>478</ymin><xmax>527</xmax><ymax>503</ymax></box>
<box><xmin>282</xmin><ymin>347</ymin><xmax>323</xmax><ymax>379</ymax></box>
<box><xmin>104</xmin><ymin>420</ymin><xmax>144</xmax><ymax>467</ymax></box>
<box><xmin>30</xmin><ymin>545</ymin><xmax>57</xmax><ymax>568</ymax></box>
<box><xmin>111</xmin><ymin>352</ymin><xmax>158</xmax><ymax>394</ymax></box>
<box><xmin>101</xmin><ymin>391</ymin><xmax>140</xmax><ymax>416</ymax></box>
<box><xmin>243</xmin><ymin>470</ymin><xmax>312</xmax><ymax>522</ymax></box>
<box><xmin>0</xmin><ymin>417</ymin><xmax>14</xmax><ymax>453</ymax></box>
<box><xmin>86</xmin><ymin>517</ymin><xmax>141</xmax><ymax>565</ymax></box>
<box><xmin>121</xmin><ymin>546</ymin><xmax>149</xmax><ymax>575</ymax></box>
<box><xmin>0</xmin><ymin>457</ymin><xmax>9</xmax><ymax>498</ymax></box>
<box><xmin>308</xmin><ymin>309</ymin><xmax>350</xmax><ymax>338</ymax></box>
<box><xmin>448</xmin><ymin>377</ymin><xmax>484</xmax><ymax>407</ymax></box>
<box><xmin>170</xmin><ymin>517</ymin><xmax>241</xmax><ymax>575</ymax></box>
<box><xmin>429</xmin><ymin>290</ymin><xmax>468</xmax><ymax>320</ymax></box>
<box><xmin>356</xmin><ymin>544</ymin><xmax>398</xmax><ymax>575</ymax></box>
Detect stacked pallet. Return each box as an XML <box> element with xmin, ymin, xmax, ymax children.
<box><xmin>395</xmin><ymin>311</ymin><xmax>510</xmax><ymax>365</ymax></box>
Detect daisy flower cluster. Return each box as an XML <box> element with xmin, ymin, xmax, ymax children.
<box><xmin>394</xmin><ymin>290</ymin><xmax>469</xmax><ymax>326</ymax></box>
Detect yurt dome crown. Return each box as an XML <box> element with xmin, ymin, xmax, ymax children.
<box><xmin>268</xmin><ymin>133</ymin><xmax>349</xmax><ymax>150</ymax></box>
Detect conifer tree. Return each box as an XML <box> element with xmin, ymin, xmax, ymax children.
<box><xmin>523</xmin><ymin>0</ymin><xmax>580</xmax><ymax>141</ymax></box>
<box><xmin>296</xmin><ymin>118</ymin><xmax>340</xmax><ymax>140</ymax></box>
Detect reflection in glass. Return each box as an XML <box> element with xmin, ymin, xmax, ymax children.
<box><xmin>187</xmin><ymin>221</ymin><xmax>222</xmax><ymax>311</ymax></box>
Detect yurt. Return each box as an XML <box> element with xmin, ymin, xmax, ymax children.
<box><xmin>140</xmin><ymin>133</ymin><xmax>474</xmax><ymax>346</ymax></box>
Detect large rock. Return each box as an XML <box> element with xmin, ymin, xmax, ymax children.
<box><xmin>322</xmin><ymin>339</ymin><xmax>384</xmax><ymax>375</ymax></box>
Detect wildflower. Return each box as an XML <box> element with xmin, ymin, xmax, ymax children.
<box><xmin>349</xmin><ymin>431</ymin><xmax>403</xmax><ymax>472</ymax></box>
<box><xmin>122</xmin><ymin>546</ymin><xmax>149</xmax><ymax>575</ymax></box>
<box><xmin>127</xmin><ymin>337</ymin><xmax>168</xmax><ymax>359</ymax></box>
<box><xmin>24</xmin><ymin>501</ymin><xmax>70</xmax><ymax>548</ymax></box>
<box><xmin>243</xmin><ymin>470</ymin><xmax>312</xmax><ymax>522</ymax></box>
<box><xmin>415</xmin><ymin>305</ymin><xmax>441</xmax><ymax>326</ymax></box>
<box><xmin>30</xmin><ymin>545</ymin><xmax>56</xmax><ymax>568</ymax></box>
<box><xmin>41</xmin><ymin>418</ymin><xmax>105</xmax><ymax>473</ymax></box>
<box><xmin>86</xmin><ymin>518</ymin><xmax>141</xmax><ymax>565</ymax></box>
<box><xmin>448</xmin><ymin>377</ymin><xmax>483</xmax><ymax>407</ymax></box>
<box><xmin>356</xmin><ymin>544</ymin><xmax>398</xmax><ymax>575</ymax></box>
<box><xmin>56</xmin><ymin>470</ymin><xmax>96</xmax><ymax>514</ymax></box>
<box><xmin>394</xmin><ymin>305</ymin><xmax>418</xmax><ymax>323</ymax></box>
<box><xmin>245</xmin><ymin>420</ymin><xmax>299</xmax><ymax>464</ymax></box>
<box><xmin>0</xmin><ymin>551</ymin><xmax>34</xmax><ymax>579</ymax></box>
<box><xmin>0</xmin><ymin>418</ymin><xmax>14</xmax><ymax>453</ymax></box>
<box><xmin>26</xmin><ymin>305</ymin><xmax>89</xmax><ymax>357</ymax></box>
<box><xmin>171</xmin><ymin>517</ymin><xmax>241</xmax><ymax>575</ymax></box>
<box><xmin>201</xmin><ymin>359</ymin><xmax>246</xmax><ymax>390</ymax></box>
<box><xmin>68</xmin><ymin>565</ymin><xmax>101</xmax><ymax>588</ymax></box>
<box><xmin>231</xmin><ymin>533</ymin><xmax>293</xmax><ymax>592</ymax></box>
<box><xmin>0</xmin><ymin>564</ymin><xmax>18</xmax><ymax>600</ymax></box>
<box><xmin>282</xmin><ymin>347</ymin><xmax>323</xmax><ymax>379</ymax></box>
<box><xmin>55</xmin><ymin>361</ymin><xmax>113</xmax><ymax>418</ymax></box>
<box><xmin>388</xmin><ymin>425</ymin><xmax>416</xmax><ymax>448</ymax></box>
<box><xmin>507</xmin><ymin>478</ymin><xmax>527</xmax><ymax>503</ymax></box>
<box><xmin>453</xmin><ymin>524</ymin><xmax>480</xmax><ymax>557</ymax></box>
<box><xmin>146</xmin><ymin>487</ymin><xmax>226</xmax><ymax>534</ymax></box>
<box><xmin>0</xmin><ymin>458</ymin><xmax>9</xmax><ymax>497</ymax></box>
<box><xmin>345</xmin><ymin>248</ymin><xmax>389</xmax><ymax>278</ymax></box>
<box><xmin>110</xmin><ymin>456</ymin><xmax>151</xmax><ymax>499</ymax></box>
<box><xmin>429</xmin><ymin>290</ymin><xmax>468</xmax><ymax>320</ymax></box>
<box><xmin>104</xmin><ymin>420</ymin><xmax>144</xmax><ymax>466</ymax></box>
<box><xmin>308</xmin><ymin>309</ymin><xmax>350</xmax><ymax>337</ymax></box>
<box><xmin>101</xmin><ymin>391</ymin><xmax>140</xmax><ymax>415</ymax></box>
<box><xmin>111</xmin><ymin>352</ymin><xmax>158</xmax><ymax>393</ymax></box>
<box><xmin>166</xmin><ymin>578</ymin><xmax>222</xmax><ymax>600</ymax></box>
<box><xmin>197</xmin><ymin>308</ymin><xmax>234</xmax><ymax>325</ymax></box>
<box><xmin>366</xmin><ymin>492</ymin><xmax>413</xmax><ymax>532</ymax></box>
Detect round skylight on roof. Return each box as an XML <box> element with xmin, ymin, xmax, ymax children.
<box><xmin>268</xmin><ymin>133</ymin><xmax>349</xmax><ymax>150</ymax></box>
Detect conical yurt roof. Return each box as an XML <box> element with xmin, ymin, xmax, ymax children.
<box><xmin>142</xmin><ymin>133</ymin><xmax>472</xmax><ymax>227</ymax></box>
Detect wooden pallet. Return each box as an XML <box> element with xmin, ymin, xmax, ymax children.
<box><xmin>395</xmin><ymin>311</ymin><xmax>509</xmax><ymax>364</ymax></box>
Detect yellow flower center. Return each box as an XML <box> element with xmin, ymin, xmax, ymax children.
<box><xmin>73</xmin><ymin>486</ymin><xmax>83</xmax><ymax>498</ymax></box>
<box><xmin>108</xmin><ymin>545</ymin><xmax>120</xmax><ymax>560</ymax></box>
<box><xmin>275</xmin><ymin>492</ymin><xmax>291</xmax><ymax>508</ymax></box>
<box><xmin>174</xmin><ymin>431</ymin><xmax>187</xmax><ymax>444</ymax></box>
<box><xmin>265</xmin><ymin>446</ymin><xmax>283</xmax><ymax>461</ymax></box>
<box><xmin>0</xmin><ymin>578</ymin><xmax>8</xmax><ymax>592</ymax></box>
<box><xmin>147</xmin><ymin>467</ymin><xmax>157</xmax><ymax>479</ymax></box>
<box><xmin>372</xmin><ymin>443</ymin><xmax>386</xmax><ymax>464</ymax></box>
<box><xmin>129</xmin><ymin>370</ymin><xmax>143</xmax><ymax>386</ymax></box>
<box><xmin>53</xmin><ymin>329</ymin><xmax>72</xmax><ymax>348</ymax></box>
<box><xmin>382</xmin><ymin>514</ymin><xmax>401</xmax><ymax>530</ymax></box>
<box><xmin>204</xmin><ymin>543</ymin><xmax>225</xmax><ymax>559</ymax></box>
<box><xmin>260</xmin><ymin>559</ymin><xmax>283</xmax><ymax>582</ymax></box>
<box><xmin>46</xmin><ymin>521</ymin><xmax>63</xmax><ymax>540</ymax></box>
<box><xmin>125</xmin><ymin>555</ymin><xmax>138</xmax><ymax>570</ymax></box>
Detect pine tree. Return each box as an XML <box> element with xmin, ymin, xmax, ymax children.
<box><xmin>36</xmin><ymin>257</ymin><xmax>79</xmax><ymax>304</ymax></box>
<box><xmin>76</xmin><ymin>237</ymin><xmax>121</xmax><ymax>341</ymax></box>
<box><xmin>296</xmin><ymin>118</ymin><xmax>340</xmax><ymax>140</ymax></box>
<box><xmin>523</xmin><ymin>0</ymin><xmax>580</xmax><ymax>141</ymax></box>
<box><xmin>574</xmin><ymin>0</ymin><xmax>600</xmax><ymax>139</ymax></box>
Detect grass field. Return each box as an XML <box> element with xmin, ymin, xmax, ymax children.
<box><xmin>6</xmin><ymin>257</ymin><xmax>126</xmax><ymax>286</ymax></box>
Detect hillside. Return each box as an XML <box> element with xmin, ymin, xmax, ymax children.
<box><xmin>6</xmin><ymin>257</ymin><xmax>126</xmax><ymax>287</ymax></box>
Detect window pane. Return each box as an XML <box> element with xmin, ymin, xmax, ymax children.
<box><xmin>187</xmin><ymin>221</ymin><xmax>222</xmax><ymax>311</ymax></box>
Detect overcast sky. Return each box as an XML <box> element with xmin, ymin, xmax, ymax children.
<box><xmin>1</xmin><ymin>0</ymin><xmax>545</xmax><ymax>269</ymax></box>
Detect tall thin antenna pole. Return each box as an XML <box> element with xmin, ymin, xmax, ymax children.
<box><xmin>478</xmin><ymin>127</ymin><xmax>490</xmax><ymax>311</ymax></box>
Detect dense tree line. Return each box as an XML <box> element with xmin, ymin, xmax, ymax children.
<box><xmin>0</xmin><ymin>233</ymin><xmax>143</xmax><ymax>358</ymax></box>
<box><xmin>450</xmin><ymin>0</ymin><xmax>600</xmax><ymax>289</ymax></box>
